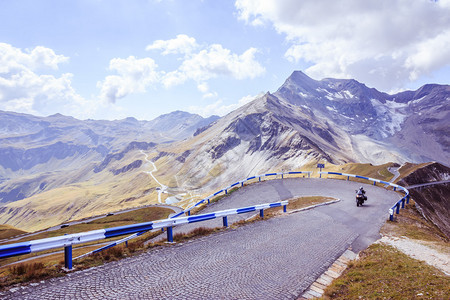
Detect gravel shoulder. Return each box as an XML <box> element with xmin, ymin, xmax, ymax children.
<box><xmin>377</xmin><ymin>236</ymin><xmax>450</xmax><ymax>275</ymax></box>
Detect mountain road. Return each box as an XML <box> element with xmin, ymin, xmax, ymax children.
<box><xmin>2</xmin><ymin>178</ymin><xmax>401</xmax><ymax>299</ymax></box>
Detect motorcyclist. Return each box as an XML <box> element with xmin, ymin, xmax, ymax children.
<box><xmin>357</xmin><ymin>187</ymin><xmax>367</xmax><ymax>201</ymax></box>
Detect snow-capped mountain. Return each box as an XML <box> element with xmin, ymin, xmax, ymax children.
<box><xmin>153</xmin><ymin>71</ymin><xmax>448</xmax><ymax>192</ymax></box>
<box><xmin>275</xmin><ymin>71</ymin><xmax>449</xmax><ymax>162</ymax></box>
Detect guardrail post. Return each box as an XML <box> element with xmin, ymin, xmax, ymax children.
<box><xmin>393</xmin><ymin>187</ymin><xmax>396</xmax><ymax>191</ymax></box>
<box><xmin>223</xmin><ymin>216</ymin><xmax>228</xmax><ymax>227</ymax></box>
<box><xmin>373</xmin><ymin>181</ymin><xmax>376</xmax><ymax>186</ymax></box>
<box><xmin>283</xmin><ymin>205</ymin><xmax>287</xmax><ymax>213</ymax></box>
<box><xmin>259</xmin><ymin>176</ymin><xmax>261</xmax><ymax>182</ymax></box>
<box><xmin>347</xmin><ymin>176</ymin><xmax>349</xmax><ymax>181</ymax></box>
<box><xmin>225</xmin><ymin>189</ymin><xmax>228</xmax><ymax>195</ymax></box>
<box><xmin>241</xmin><ymin>182</ymin><xmax>244</xmax><ymax>187</ymax></box>
<box><xmin>319</xmin><ymin>173</ymin><xmax>322</xmax><ymax>178</ymax></box>
<box><xmin>125</xmin><ymin>241</ymin><xmax>128</xmax><ymax>247</ymax></box>
<box><xmin>401</xmin><ymin>198</ymin><xmax>405</xmax><ymax>208</ymax></box>
<box><xmin>167</xmin><ymin>226</ymin><xmax>173</xmax><ymax>243</ymax></box>
<box><xmin>260</xmin><ymin>209</ymin><xmax>264</xmax><ymax>219</ymax></box>
<box><xmin>63</xmin><ymin>233</ymin><xmax>73</xmax><ymax>270</ymax></box>
<box><xmin>396</xmin><ymin>203</ymin><xmax>400</xmax><ymax>214</ymax></box>
<box><xmin>188</xmin><ymin>211</ymin><xmax>191</xmax><ymax>216</ymax></box>
<box><xmin>281</xmin><ymin>174</ymin><xmax>284</xmax><ymax>179</ymax></box>
<box><xmin>389</xmin><ymin>209</ymin><xmax>394</xmax><ymax>221</ymax></box>
<box><xmin>406</xmin><ymin>195</ymin><xmax>410</xmax><ymax>204</ymax></box>
<box><xmin>64</xmin><ymin>245</ymin><xmax>72</xmax><ymax>269</ymax></box>
<box><xmin>207</xmin><ymin>198</ymin><xmax>210</xmax><ymax>204</ymax></box>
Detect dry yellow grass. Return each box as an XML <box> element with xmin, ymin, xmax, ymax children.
<box><xmin>0</xmin><ymin>225</ymin><xmax>27</xmax><ymax>239</ymax></box>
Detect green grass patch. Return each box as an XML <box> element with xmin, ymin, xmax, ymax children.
<box><xmin>323</xmin><ymin>243</ymin><xmax>450</xmax><ymax>299</ymax></box>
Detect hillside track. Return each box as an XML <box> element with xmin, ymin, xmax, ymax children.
<box><xmin>2</xmin><ymin>178</ymin><xmax>401</xmax><ymax>299</ymax></box>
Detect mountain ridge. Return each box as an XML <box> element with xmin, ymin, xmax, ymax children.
<box><xmin>0</xmin><ymin>71</ymin><xmax>448</xmax><ymax>231</ymax></box>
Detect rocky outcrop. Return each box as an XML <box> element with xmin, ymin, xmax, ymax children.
<box><xmin>94</xmin><ymin>142</ymin><xmax>156</xmax><ymax>173</ymax></box>
<box><xmin>398</xmin><ymin>162</ymin><xmax>450</xmax><ymax>238</ymax></box>
<box><xmin>0</xmin><ymin>142</ymin><xmax>101</xmax><ymax>172</ymax></box>
<box><xmin>111</xmin><ymin>160</ymin><xmax>143</xmax><ymax>175</ymax></box>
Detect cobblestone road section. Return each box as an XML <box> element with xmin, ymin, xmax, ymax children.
<box><xmin>2</xmin><ymin>178</ymin><xmax>400</xmax><ymax>299</ymax></box>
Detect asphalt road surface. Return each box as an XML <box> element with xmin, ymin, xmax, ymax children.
<box><xmin>2</xmin><ymin>177</ymin><xmax>401</xmax><ymax>300</ymax></box>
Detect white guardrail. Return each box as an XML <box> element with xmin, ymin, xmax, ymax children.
<box><xmin>319</xmin><ymin>172</ymin><xmax>410</xmax><ymax>221</ymax></box>
<box><xmin>0</xmin><ymin>170</ymin><xmax>408</xmax><ymax>270</ymax></box>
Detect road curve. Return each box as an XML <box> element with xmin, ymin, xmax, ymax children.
<box><xmin>2</xmin><ymin>178</ymin><xmax>401</xmax><ymax>300</ymax></box>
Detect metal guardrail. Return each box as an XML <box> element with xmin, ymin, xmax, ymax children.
<box><xmin>0</xmin><ymin>170</ymin><xmax>407</xmax><ymax>271</ymax></box>
<box><xmin>0</xmin><ymin>200</ymin><xmax>289</xmax><ymax>269</ymax></box>
<box><xmin>0</xmin><ymin>171</ymin><xmax>310</xmax><ymax>269</ymax></box>
<box><xmin>76</xmin><ymin>171</ymin><xmax>311</xmax><ymax>263</ymax></box>
<box><xmin>319</xmin><ymin>172</ymin><xmax>410</xmax><ymax>221</ymax></box>
<box><xmin>172</xmin><ymin>171</ymin><xmax>311</xmax><ymax>218</ymax></box>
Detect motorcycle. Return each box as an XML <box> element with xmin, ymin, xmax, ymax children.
<box><xmin>355</xmin><ymin>190</ymin><xmax>367</xmax><ymax>207</ymax></box>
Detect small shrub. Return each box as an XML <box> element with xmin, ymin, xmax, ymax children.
<box><xmin>127</xmin><ymin>240</ymin><xmax>144</xmax><ymax>253</ymax></box>
<box><xmin>9</xmin><ymin>262</ymin><xmax>45</xmax><ymax>276</ymax></box>
<box><xmin>173</xmin><ymin>227</ymin><xmax>216</xmax><ymax>242</ymax></box>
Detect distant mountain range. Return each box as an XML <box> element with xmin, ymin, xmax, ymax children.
<box><xmin>0</xmin><ymin>71</ymin><xmax>448</xmax><ymax>231</ymax></box>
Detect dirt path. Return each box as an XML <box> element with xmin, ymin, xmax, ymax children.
<box><xmin>378</xmin><ymin>235</ymin><xmax>450</xmax><ymax>275</ymax></box>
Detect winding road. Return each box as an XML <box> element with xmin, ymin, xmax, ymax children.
<box><xmin>2</xmin><ymin>177</ymin><xmax>401</xmax><ymax>300</ymax></box>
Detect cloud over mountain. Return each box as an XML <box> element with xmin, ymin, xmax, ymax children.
<box><xmin>98</xmin><ymin>35</ymin><xmax>265</xmax><ymax>103</ymax></box>
<box><xmin>0</xmin><ymin>43</ymin><xmax>90</xmax><ymax>117</ymax></box>
<box><xmin>235</xmin><ymin>0</ymin><xmax>450</xmax><ymax>91</ymax></box>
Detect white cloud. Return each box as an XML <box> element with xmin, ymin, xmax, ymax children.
<box><xmin>161</xmin><ymin>44</ymin><xmax>265</xmax><ymax>90</ymax></box>
<box><xmin>0</xmin><ymin>43</ymin><xmax>92</xmax><ymax>118</ymax></box>
<box><xmin>197</xmin><ymin>82</ymin><xmax>209</xmax><ymax>93</ymax></box>
<box><xmin>0</xmin><ymin>43</ymin><xmax>68</xmax><ymax>73</ymax></box>
<box><xmin>99</xmin><ymin>35</ymin><xmax>265</xmax><ymax>102</ymax></box>
<box><xmin>146</xmin><ymin>34</ymin><xmax>199</xmax><ymax>55</ymax></box>
<box><xmin>235</xmin><ymin>0</ymin><xmax>450</xmax><ymax>91</ymax></box>
<box><xmin>98</xmin><ymin>56</ymin><xmax>160</xmax><ymax>103</ymax></box>
<box><xmin>188</xmin><ymin>92</ymin><xmax>263</xmax><ymax>117</ymax></box>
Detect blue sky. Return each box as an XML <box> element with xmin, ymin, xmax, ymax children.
<box><xmin>1</xmin><ymin>0</ymin><xmax>449</xmax><ymax>121</ymax></box>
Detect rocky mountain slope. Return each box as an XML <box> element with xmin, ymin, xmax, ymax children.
<box><xmin>398</xmin><ymin>162</ymin><xmax>450</xmax><ymax>238</ymax></box>
<box><xmin>0</xmin><ymin>110</ymin><xmax>217</xmax><ymax>204</ymax></box>
<box><xmin>155</xmin><ymin>92</ymin><xmax>353</xmax><ymax>192</ymax></box>
<box><xmin>275</xmin><ymin>71</ymin><xmax>449</xmax><ymax>164</ymax></box>
<box><xmin>151</xmin><ymin>72</ymin><xmax>449</xmax><ymax>193</ymax></box>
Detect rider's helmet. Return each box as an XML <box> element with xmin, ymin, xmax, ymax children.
<box><xmin>360</xmin><ymin>186</ymin><xmax>363</xmax><ymax>190</ymax></box>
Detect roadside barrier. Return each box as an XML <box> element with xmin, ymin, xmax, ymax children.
<box><xmin>0</xmin><ymin>200</ymin><xmax>288</xmax><ymax>269</ymax></box>
<box><xmin>319</xmin><ymin>172</ymin><xmax>410</xmax><ymax>221</ymax></box>
<box><xmin>172</xmin><ymin>171</ymin><xmax>311</xmax><ymax>218</ymax></box>
<box><xmin>75</xmin><ymin>171</ymin><xmax>312</xmax><ymax>260</ymax></box>
<box><xmin>0</xmin><ymin>170</ymin><xmax>407</xmax><ymax>270</ymax></box>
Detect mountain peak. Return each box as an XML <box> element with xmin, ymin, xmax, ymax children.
<box><xmin>286</xmin><ymin>70</ymin><xmax>317</xmax><ymax>85</ymax></box>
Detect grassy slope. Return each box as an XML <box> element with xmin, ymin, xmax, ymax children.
<box><xmin>323</xmin><ymin>192</ymin><xmax>449</xmax><ymax>299</ymax></box>
<box><xmin>0</xmin><ymin>150</ymin><xmax>163</xmax><ymax>232</ymax></box>
<box><xmin>1</xmin><ymin>206</ymin><xmax>172</xmax><ymax>244</ymax></box>
<box><xmin>0</xmin><ymin>225</ymin><xmax>27</xmax><ymax>239</ymax></box>
<box><xmin>0</xmin><ymin>206</ymin><xmax>172</xmax><ymax>269</ymax></box>
<box><xmin>395</xmin><ymin>162</ymin><xmax>434</xmax><ymax>183</ymax></box>
<box><xmin>323</xmin><ymin>243</ymin><xmax>449</xmax><ymax>299</ymax></box>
